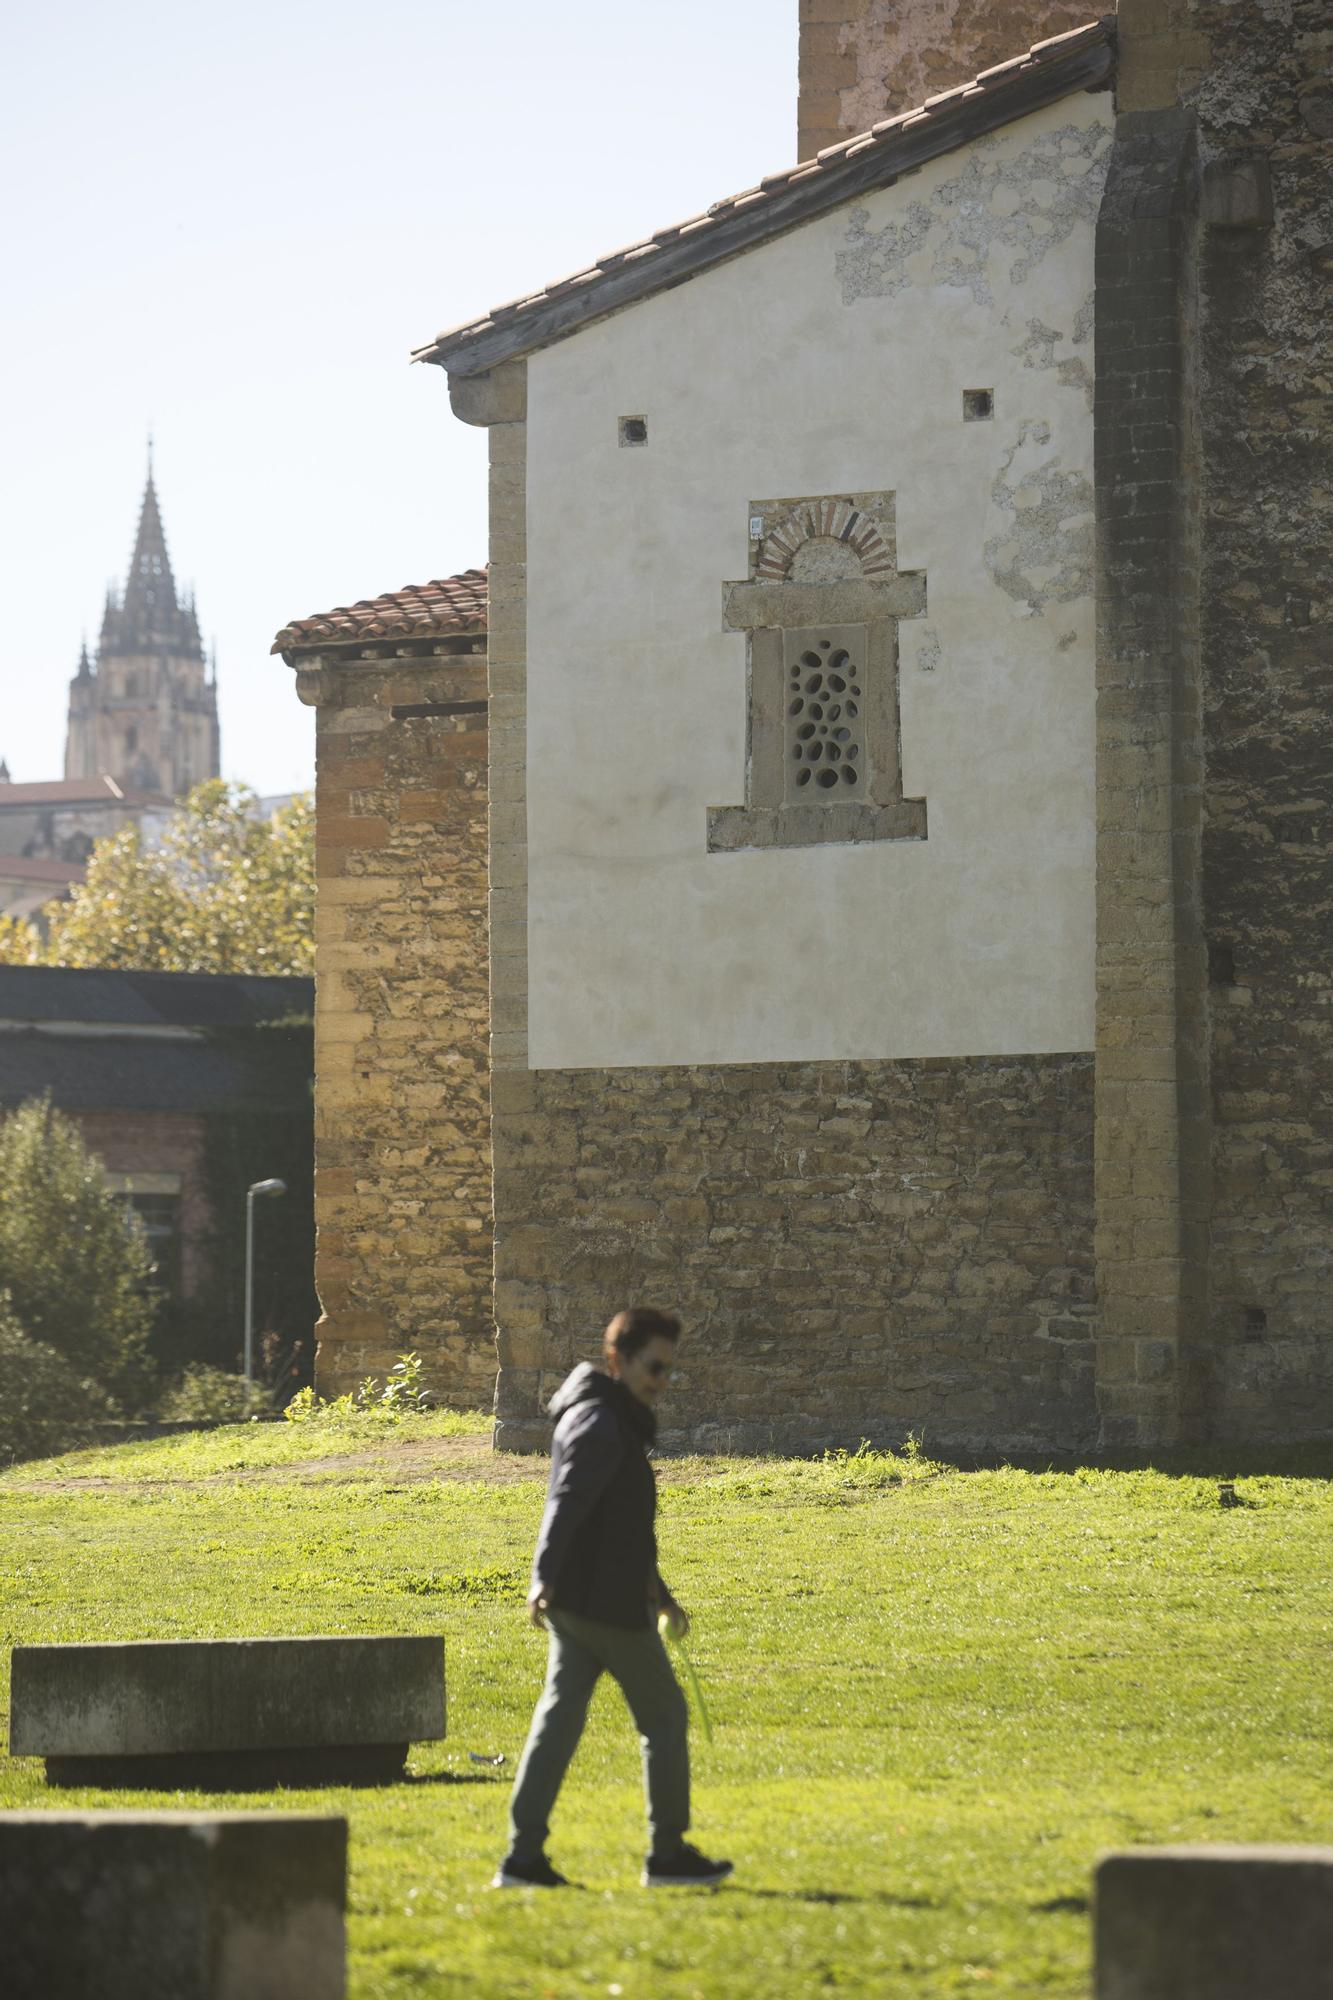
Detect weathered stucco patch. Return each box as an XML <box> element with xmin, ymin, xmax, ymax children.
<box><xmin>836</xmin><ymin>122</ymin><xmax>1111</xmax><ymax>307</ymax></box>
<box><xmin>983</xmin><ymin>420</ymin><xmax>1094</xmax><ymax>614</ymax></box>
<box><xmin>1012</xmin><ymin>317</ymin><xmax>1094</xmax><ymax>408</ymax></box>
<box><xmin>914</xmin><ymin>628</ymin><xmax>942</xmax><ymax>673</ymax></box>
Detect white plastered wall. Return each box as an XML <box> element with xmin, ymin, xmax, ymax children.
<box><xmin>524</xmin><ymin>93</ymin><xmax>1113</xmax><ymax>1069</ymax></box>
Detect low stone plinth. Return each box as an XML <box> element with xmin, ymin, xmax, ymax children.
<box><xmin>10</xmin><ymin>1635</ymin><xmax>444</xmax><ymax>1787</ymax></box>
<box><xmin>0</xmin><ymin>1810</ymin><xmax>346</xmax><ymax>2000</ymax></box>
<box><xmin>1095</xmin><ymin>1845</ymin><xmax>1333</xmax><ymax>2000</ymax></box>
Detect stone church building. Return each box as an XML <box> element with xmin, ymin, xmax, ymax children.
<box><xmin>0</xmin><ymin>465</ymin><xmax>221</xmax><ymax>917</ymax></box>
<box><xmin>278</xmin><ymin>0</ymin><xmax>1330</xmax><ymax>1457</ymax></box>
<box><xmin>65</xmin><ymin>465</ymin><xmax>220</xmax><ymax>800</ymax></box>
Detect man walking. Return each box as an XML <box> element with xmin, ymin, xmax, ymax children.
<box><xmin>493</xmin><ymin>1307</ymin><xmax>733</xmax><ymax>1889</ymax></box>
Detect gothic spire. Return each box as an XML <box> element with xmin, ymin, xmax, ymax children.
<box><xmin>122</xmin><ymin>469</ymin><xmax>179</xmax><ymax>623</ymax></box>
<box><xmin>100</xmin><ymin>465</ymin><xmax>203</xmax><ymax>660</ymax></box>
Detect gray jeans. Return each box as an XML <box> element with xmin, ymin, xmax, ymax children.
<box><xmin>507</xmin><ymin>1607</ymin><xmax>690</xmax><ymax>1863</ymax></box>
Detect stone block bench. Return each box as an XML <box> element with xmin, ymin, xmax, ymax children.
<box><xmin>0</xmin><ymin>1810</ymin><xmax>345</xmax><ymax>2000</ymax></box>
<box><xmin>1095</xmin><ymin>1845</ymin><xmax>1333</xmax><ymax>2000</ymax></box>
<box><xmin>10</xmin><ymin>1635</ymin><xmax>444</xmax><ymax>1787</ymax></box>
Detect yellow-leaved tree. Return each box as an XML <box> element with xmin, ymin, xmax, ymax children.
<box><xmin>0</xmin><ymin>781</ymin><xmax>313</xmax><ymax>976</ymax></box>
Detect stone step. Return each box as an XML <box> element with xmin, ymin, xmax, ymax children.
<box><xmin>1095</xmin><ymin>1845</ymin><xmax>1333</xmax><ymax>2000</ymax></box>
<box><xmin>10</xmin><ymin>1634</ymin><xmax>445</xmax><ymax>1787</ymax></box>
<box><xmin>0</xmin><ymin>1809</ymin><xmax>346</xmax><ymax>2000</ymax></box>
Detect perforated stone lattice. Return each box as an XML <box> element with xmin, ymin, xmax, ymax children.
<box><xmin>786</xmin><ymin>632</ymin><xmax>863</xmax><ymax>796</ymax></box>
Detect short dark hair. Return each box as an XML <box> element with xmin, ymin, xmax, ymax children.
<box><xmin>604</xmin><ymin>1307</ymin><xmax>681</xmax><ymax>1359</ymax></box>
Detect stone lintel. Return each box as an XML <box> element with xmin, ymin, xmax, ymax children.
<box><xmin>707</xmin><ymin>798</ymin><xmax>927</xmax><ymax>852</ymax></box>
<box><xmin>723</xmin><ymin>575</ymin><xmax>926</xmax><ymax>631</ymax></box>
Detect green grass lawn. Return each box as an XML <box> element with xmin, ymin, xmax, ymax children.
<box><xmin>2</xmin><ymin>1418</ymin><xmax>1330</xmax><ymax>1998</ymax></box>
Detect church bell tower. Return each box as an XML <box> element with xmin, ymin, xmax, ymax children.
<box><xmin>64</xmin><ymin>460</ymin><xmax>221</xmax><ymax>795</ymax></box>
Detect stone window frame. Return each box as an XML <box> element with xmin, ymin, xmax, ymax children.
<box><xmin>707</xmin><ymin>491</ymin><xmax>928</xmax><ymax>852</ymax></box>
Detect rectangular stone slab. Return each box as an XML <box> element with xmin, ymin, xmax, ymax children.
<box><xmin>0</xmin><ymin>1809</ymin><xmax>346</xmax><ymax>2000</ymax></box>
<box><xmin>1095</xmin><ymin>1845</ymin><xmax>1333</xmax><ymax>2000</ymax></box>
<box><xmin>9</xmin><ymin>1634</ymin><xmax>445</xmax><ymax>1757</ymax></box>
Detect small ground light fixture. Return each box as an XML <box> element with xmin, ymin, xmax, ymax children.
<box><xmin>244</xmin><ymin>1179</ymin><xmax>287</xmax><ymax>1410</ymax></box>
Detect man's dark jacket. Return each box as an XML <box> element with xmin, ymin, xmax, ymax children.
<box><xmin>531</xmin><ymin>1364</ymin><xmax>670</xmax><ymax>1630</ymax></box>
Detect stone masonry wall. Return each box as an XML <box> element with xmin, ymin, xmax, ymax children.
<box><xmin>1103</xmin><ymin>0</ymin><xmax>1333</xmax><ymax>1445</ymax></box>
<box><xmin>1187</xmin><ymin>0</ymin><xmax>1333</xmax><ymax>1440</ymax></box>
<box><xmin>797</xmin><ymin>0</ymin><xmax>1099</xmax><ymax>163</ymax></box>
<box><xmin>296</xmin><ymin>646</ymin><xmax>494</xmax><ymax>1405</ymax></box>
<box><xmin>493</xmin><ymin>1055</ymin><xmax>1096</xmax><ymax>1456</ymax></box>
<box><xmin>1092</xmin><ymin>108</ymin><xmax>1210</xmax><ymax>1451</ymax></box>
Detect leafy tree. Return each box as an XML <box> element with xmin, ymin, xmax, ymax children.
<box><xmin>0</xmin><ymin>1099</ymin><xmax>155</xmax><ymax>1398</ymax></box>
<box><xmin>0</xmin><ymin>1297</ymin><xmax>111</xmax><ymax>1466</ymax></box>
<box><xmin>0</xmin><ymin>781</ymin><xmax>313</xmax><ymax>976</ymax></box>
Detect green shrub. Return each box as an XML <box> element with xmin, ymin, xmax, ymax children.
<box><xmin>0</xmin><ymin>1098</ymin><xmax>154</xmax><ymax>1400</ymax></box>
<box><xmin>284</xmin><ymin>1352</ymin><xmax>428</xmax><ymax>1428</ymax></box>
<box><xmin>0</xmin><ymin>1298</ymin><xmax>111</xmax><ymax>1467</ymax></box>
<box><xmin>157</xmin><ymin>1364</ymin><xmax>271</xmax><ymax>1423</ymax></box>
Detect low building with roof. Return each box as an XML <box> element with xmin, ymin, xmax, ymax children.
<box><xmin>0</xmin><ymin>965</ymin><xmax>315</xmax><ymax>1376</ymax></box>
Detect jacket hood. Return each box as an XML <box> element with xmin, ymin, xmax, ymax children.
<box><xmin>548</xmin><ymin>1362</ymin><xmax>656</xmax><ymax>1442</ymax></box>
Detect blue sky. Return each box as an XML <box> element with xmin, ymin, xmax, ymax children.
<box><xmin>2</xmin><ymin>0</ymin><xmax>795</xmax><ymax>795</ymax></box>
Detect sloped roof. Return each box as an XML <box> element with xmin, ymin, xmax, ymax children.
<box><xmin>0</xmin><ymin>965</ymin><xmax>313</xmax><ymax>1029</ymax></box>
<box><xmin>272</xmin><ymin>568</ymin><xmax>487</xmax><ymax>656</ymax></box>
<box><xmin>0</xmin><ymin>776</ymin><xmax>171</xmax><ymax>810</ymax></box>
<box><xmin>0</xmin><ymin>857</ymin><xmax>84</xmax><ymax>884</ymax></box>
<box><xmin>414</xmin><ymin>18</ymin><xmax>1115</xmax><ymax>379</ymax></box>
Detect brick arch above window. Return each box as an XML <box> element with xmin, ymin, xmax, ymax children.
<box><xmin>755</xmin><ymin>497</ymin><xmax>896</xmax><ymax>582</ymax></box>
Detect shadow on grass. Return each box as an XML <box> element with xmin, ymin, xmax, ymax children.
<box><xmin>729</xmin><ymin>1886</ymin><xmax>940</xmax><ymax>1910</ymax></box>
<box><xmin>918</xmin><ymin>1445</ymin><xmax>1333</xmax><ymax>1481</ymax></box>
<box><xmin>402</xmin><ymin>1770</ymin><xmax>506</xmax><ymax>1787</ymax></box>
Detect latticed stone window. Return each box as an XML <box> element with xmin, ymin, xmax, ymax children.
<box><xmin>708</xmin><ymin>491</ymin><xmax>928</xmax><ymax>851</ymax></box>
<box><xmin>785</xmin><ymin>629</ymin><xmax>865</xmax><ymax>796</ymax></box>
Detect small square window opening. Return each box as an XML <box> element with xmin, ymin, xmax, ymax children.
<box><xmin>963</xmin><ymin>389</ymin><xmax>994</xmax><ymax>422</ymax></box>
<box><xmin>618</xmin><ymin>416</ymin><xmax>648</xmax><ymax>446</ymax></box>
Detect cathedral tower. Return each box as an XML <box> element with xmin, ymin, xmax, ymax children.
<box><xmin>65</xmin><ymin>465</ymin><xmax>220</xmax><ymax>794</ymax></box>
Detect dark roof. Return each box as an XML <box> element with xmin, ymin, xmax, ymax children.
<box><xmin>272</xmin><ymin>569</ymin><xmax>487</xmax><ymax>656</ymax></box>
<box><xmin>0</xmin><ymin>966</ymin><xmax>313</xmax><ymax>1029</ymax></box>
<box><xmin>414</xmin><ymin>19</ymin><xmax>1114</xmax><ymax>379</ymax></box>
<box><xmin>0</xmin><ymin>777</ymin><xmax>171</xmax><ymax>809</ymax></box>
<box><xmin>0</xmin><ymin>1035</ymin><xmax>308</xmax><ymax>1116</ymax></box>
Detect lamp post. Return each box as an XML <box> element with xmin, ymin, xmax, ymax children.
<box><xmin>244</xmin><ymin>1178</ymin><xmax>287</xmax><ymax>1412</ymax></box>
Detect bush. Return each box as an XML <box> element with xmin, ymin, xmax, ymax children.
<box><xmin>156</xmin><ymin>1364</ymin><xmax>271</xmax><ymax>1423</ymax></box>
<box><xmin>284</xmin><ymin>1353</ymin><xmax>428</xmax><ymax>1428</ymax></box>
<box><xmin>0</xmin><ymin>1299</ymin><xmax>111</xmax><ymax>1467</ymax></box>
<box><xmin>0</xmin><ymin>1098</ymin><xmax>154</xmax><ymax>1400</ymax></box>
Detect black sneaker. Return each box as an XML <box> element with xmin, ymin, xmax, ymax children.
<box><xmin>491</xmin><ymin>1853</ymin><xmax>570</xmax><ymax>1889</ymax></box>
<box><xmin>642</xmin><ymin>1841</ymin><xmax>734</xmax><ymax>1888</ymax></box>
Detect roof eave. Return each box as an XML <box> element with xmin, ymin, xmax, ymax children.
<box><xmin>416</xmin><ymin>23</ymin><xmax>1114</xmax><ymax>381</ymax></box>
<box><xmin>271</xmin><ymin>622</ymin><xmax>486</xmax><ymax>661</ymax></box>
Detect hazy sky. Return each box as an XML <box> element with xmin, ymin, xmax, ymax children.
<box><xmin>3</xmin><ymin>1</ymin><xmax>795</xmax><ymax>796</ymax></box>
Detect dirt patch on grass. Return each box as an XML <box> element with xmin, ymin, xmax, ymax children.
<box><xmin>4</xmin><ymin>1432</ymin><xmax>551</xmax><ymax>1494</ymax></box>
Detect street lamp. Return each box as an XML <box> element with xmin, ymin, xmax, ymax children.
<box><xmin>244</xmin><ymin>1178</ymin><xmax>287</xmax><ymax>1413</ymax></box>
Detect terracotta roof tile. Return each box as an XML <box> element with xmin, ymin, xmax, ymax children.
<box><xmin>415</xmin><ymin>18</ymin><xmax>1114</xmax><ymax>379</ymax></box>
<box><xmin>0</xmin><ymin>856</ymin><xmax>86</xmax><ymax>884</ymax></box>
<box><xmin>271</xmin><ymin>568</ymin><xmax>487</xmax><ymax>656</ymax></box>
